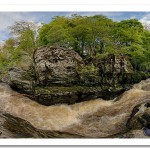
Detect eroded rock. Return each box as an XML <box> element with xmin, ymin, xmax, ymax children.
<box><xmin>33</xmin><ymin>46</ymin><xmax>84</xmax><ymax>85</ymax></box>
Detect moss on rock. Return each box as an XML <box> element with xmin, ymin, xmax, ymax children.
<box><xmin>34</xmin><ymin>86</ymin><xmax>103</xmax><ymax>105</ymax></box>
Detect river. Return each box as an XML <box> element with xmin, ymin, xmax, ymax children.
<box><xmin>0</xmin><ymin>79</ymin><xmax>149</xmax><ymax>138</ymax></box>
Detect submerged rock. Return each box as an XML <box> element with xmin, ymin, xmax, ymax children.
<box><xmin>32</xmin><ymin>85</ymin><xmax>125</xmax><ymax>106</ymax></box>
<box><xmin>114</xmin><ymin>130</ymin><xmax>148</xmax><ymax>138</ymax></box>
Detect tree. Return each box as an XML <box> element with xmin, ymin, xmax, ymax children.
<box><xmin>8</xmin><ymin>20</ymin><xmax>40</xmax><ymax>46</ymax></box>
<box><xmin>0</xmin><ymin>38</ymin><xmax>16</xmax><ymax>69</ymax></box>
<box><xmin>0</xmin><ymin>21</ymin><xmax>38</xmax><ymax>69</ymax></box>
<box><xmin>86</xmin><ymin>15</ymin><xmax>115</xmax><ymax>55</ymax></box>
<box><xmin>18</xmin><ymin>30</ymin><xmax>35</xmax><ymax>55</ymax></box>
<box><xmin>8</xmin><ymin>20</ymin><xmax>36</xmax><ymax>36</ymax></box>
<box><xmin>1</xmin><ymin>14</ymin><xmax>149</xmax><ymax>76</ymax></box>
<box><xmin>7</xmin><ymin>21</ymin><xmax>38</xmax><ymax>56</ymax></box>
<box><xmin>37</xmin><ymin>16</ymin><xmax>71</xmax><ymax>47</ymax></box>
<box><xmin>3</xmin><ymin>38</ymin><xmax>16</xmax><ymax>51</ymax></box>
<box><xmin>112</xmin><ymin>19</ymin><xmax>144</xmax><ymax>50</ymax></box>
<box><xmin>37</xmin><ymin>15</ymin><xmax>114</xmax><ymax>56</ymax></box>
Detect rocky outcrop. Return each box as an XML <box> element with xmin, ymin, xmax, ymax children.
<box><xmin>7</xmin><ymin>46</ymin><xmax>149</xmax><ymax>106</ymax></box>
<box><xmin>33</xmin><ymin>46</ymin><xmax>84</xmax><ymax>85</ymax></box>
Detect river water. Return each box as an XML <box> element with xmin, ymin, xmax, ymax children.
<box><xmin>0</xmin><ymin>79</ymin><xmax>149</xmax><ymax>137</ymax></box>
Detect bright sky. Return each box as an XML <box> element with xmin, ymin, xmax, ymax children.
<box><xmin>0</xmin><ymin>12</ymin><xmax>150</xmax><ymax>43</ymax></box>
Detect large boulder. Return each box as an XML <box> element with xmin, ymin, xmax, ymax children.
<box><xmin>33</xmin><ymin>46</ymin><xmax>84</xmax><ymax>85</ymax></box>
<box><xmin>7</xmin><ymin>47</ymin><xmax>148</xmax><ymax>106</ymax></box>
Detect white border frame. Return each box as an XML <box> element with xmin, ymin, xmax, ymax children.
<box><xmin>0</xmin><ymin>139</ymin><xmax>150</xmax><ymax>146</ymax></box>
<box><xmin>0</xmin><ymin>1</ymin><xmax>150</xmax><ymax>146</ymax></box>
<box><xmin>0</xmin><ymin>4</ymin><xmax>150</xmax><ymax>12</ymax></box>
<box><xmin>1</xmin><ymin>0</ymin><xmax>150</xmax><ymax>5</ymax></box>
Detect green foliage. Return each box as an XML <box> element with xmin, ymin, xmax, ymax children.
<box><xmin>0</xmin><ymin>15</ymin><xmax>150</xmax><ymax>77</ymax></box>
<box><xmin>37</xmin><ymin>15</ymin><xmax>115</xmax><ymax>56</ymax></box>
<box><xmin>37</xmin><ymin>16</ymin><xmax>150</xmax><ymax>74</ymax></box>
<box><xmin>18</xmin><ymin>30</ymin><xmax>36</xmax><ymax>55</ymax></box>
<box><xmin>96</xmin><ymin>53</ymin><xmax>109</xmax><ymax>59</ymax></box>
<box><xmin>78</xmin><ymin>65</ymin><xmax>98</xmax><ymax>77</ymax></box>
<box><xmin>111</xmin><ymin>19</ymin><xmax>150</xmax><ymax>71</ymax></box>
<box><xmin>0</xmin><ymin>24</ymin><xmax>36</xmax><ymax>71</ymax></box>
<box><xmin>0</xmin><ymin>38</ymin><xmax>16</xmax><ymax>70</ymax></box>
<box><xmin>37</xmin><ymin>16</ymin><xmax>150</xmax><ymax>73</ymax></box>
<box><xmin>131</xmin><ymin>72</ymin><xmax>143</xmax><ymax>83</ymax></box>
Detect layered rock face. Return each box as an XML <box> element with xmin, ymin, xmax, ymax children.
<box><xmin>0</xmin><ymin>79</ymin><xmax>149</xmax><ymax>138</ymax></box>
<box><xmin>33</xmin><ymin>46</ymin><xmax>84</xmax><ymax>85</ymax></box>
